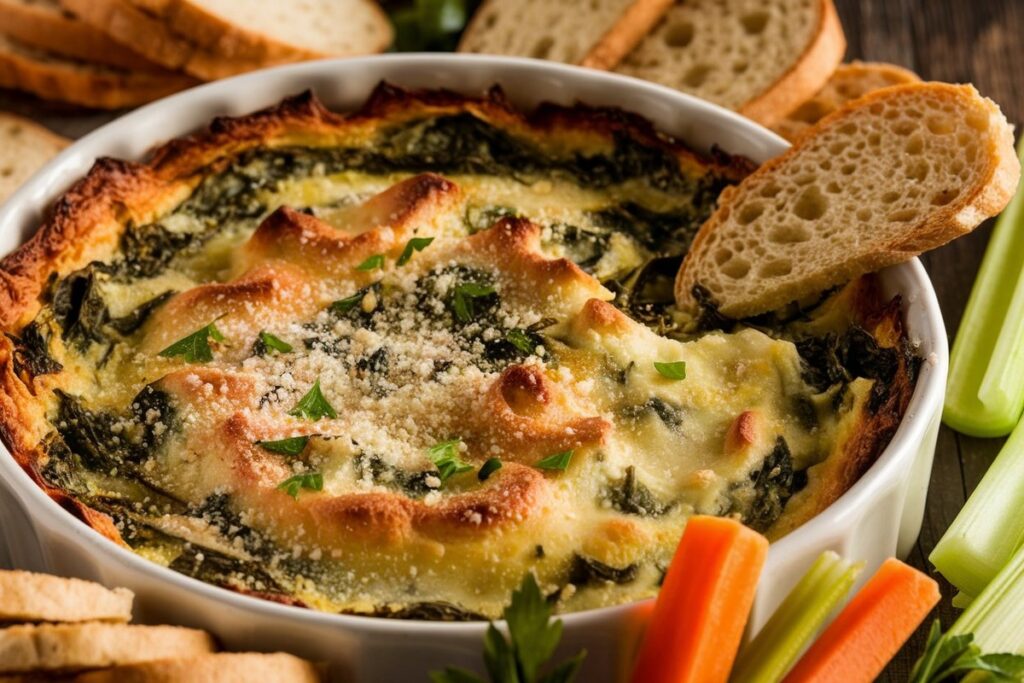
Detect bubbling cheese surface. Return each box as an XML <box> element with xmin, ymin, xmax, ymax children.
<box><xmin>38</xmin><ymin>169</ymin><xmax>860</xmax><ymax>619</ymax></box>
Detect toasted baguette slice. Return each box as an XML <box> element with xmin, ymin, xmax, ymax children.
<box><xmin>0</xmin><ymin>569</ymin><xmax>131</xmax><ymax>623</ymax></box>
<box><xmin>0</xmin><ymin>0</ymin><xmax>157</xmax><ymax>70</ymax></box>
<box><xmin>0</xmin><ymin>114</ymin><xmax>68</xmax><ymax>204</ymax></box>
<box><xmin>676</xmin><ymin>83</ymin><xmax>1021</xmax><ymax>318</ymax></box>
<box><xmin>0</xmin><ymin>623</ymin><xmax>214</xmax><ymax>674</ymax></box>
<box><xmin>615</xmin><ymin>0</ymin><xmax>845</xmax><ymax>126</ymax></box>
<box><xmin>0</xmin><ymin>34</ymin><xmax>196</xmax><ymax>108</ymax></box>
<box><xmin>458</xmin><ymin>0</ymin><xmax>672</xmax><ymax>70</ymax></box>
<box><xmin>59</xmin><ymin>0</ymin><xmax>305</xmax><ymax>80</ymax></box>
<box><xmin>773</xmin><ymin>61</ymin><xmax>921</xmax><ymax>141</ymax></box>
<box><xmin>139</xmin><ymin>0</ymin><xmax>393</xmax><ymax>63</ymax></box>
<box><xmin>74</xmin><ymin>653</ymin><xmax>321</xmax><ymax>683</ymax></box>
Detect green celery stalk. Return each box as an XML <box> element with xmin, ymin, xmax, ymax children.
<box><xmin>930</xmin><ymin>417</ymin><xmax>1024</xmax><ymax>597</ymax></box>
<box><xmin>950</xmin><ymin>541</ymin><xmax>1024</xmax><ymax>654</ymax></box>
<box><xmin>730</xmin><ymin>551</ymin><xmax>863</xmax><ymax>683</ymax></box>
<box><xmin>951</xmin><ymin>591</ymin><xmax>974</xmax><ymax>609</ymax></box>
<box><xmin>944</xmin><ymin>137</ymin><xmax>1024</xmax><ymax>437</ymax></box>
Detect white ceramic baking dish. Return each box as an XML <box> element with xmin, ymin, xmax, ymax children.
<box><xmin>0</xmin><ymin>55</ymin><xmax>946</xmax><ymax>682</ymax></box>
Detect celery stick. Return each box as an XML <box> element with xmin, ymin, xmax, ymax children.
<box><xmin>951</xmin><ymin>592</ymin><xmax>974</xmax><ymax>609</ymax></box>
<box><xmin>950</xmin><ymin>541</ymin><xmax>1024</xmax><ymax>654</ymax></box>
<box><xmin>730</xmin><ymin>551</ymin><xmax>863</xmax><ymax>683</ymax></box>
<box><xmin>944</xmin><ymin>137</ymin><xmax>1024</xmax><ymax>437</ymax></box>
<box><xmin>930</xmin><ymin>417</ymin><xmax>1024</xmax><ymax>597</ymax></box>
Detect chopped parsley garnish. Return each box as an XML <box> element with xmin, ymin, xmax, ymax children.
<box><xmin>535</xmin><ymin>450</ymin><xmax>573</xmax><ymax>471</ymax></box>
<box><xmin>288</xmin><ymin>379</ymin><xmax>337</xmax><ymax>420</ymax></box>
<box><xmin>451</xmin><ymin>282</ymin><xmax>497</xmax><ymax>323</ymax></box>
<box><xmin>356</xmin><ymin>254</ymin><xmax>385</xmax><ymax>271</ymax></box>
<box><xmin>505</xmin><ymin>328</ymin><xmax>538</xmax><ymax>355</ymax></box>
<box><xmin>257</xmin><ymin>331</ymin><xmax>292</xmax><ymax>354</ymax></box>
<box><xmin>331</xmin><ymin>291</ymin><xmax>364</xmax><ymax>314</ymax></box>
<box><xmin>158</xmin><ymin>321</ymin><xmax>225</xmax><ymax>363</ymax></box>
<box><xmin>397</xmin><ymin>236</ymin><xmax>434</xmax><ymax>266</ymax></box>
<box><xmin>478</xmin><ymin>457</ymin><xmax>503</xmax><ymax>482</ymax></box>
<box><xmin>654</xmin><ymin>360</ymin><xmax>687</xmax><ymax>380</ymax></box>
<box><xmin>427</xmin><ymin>438</ymin><xmax>473</xmax><ymax>482</ymax></box>
<box><xmin>257</xmin><ymin>436</ymin><xmax>309</xmax><ymax>456</ymax></box>
<box><xmin>277</xmin><ymin>471</ymin><xmax>323</xmax><ymax>499</ymax></box>
<box><xmin>430</xmin><ymin>573</ymin><xmax>586</xmax><ymax>683</ymax></box>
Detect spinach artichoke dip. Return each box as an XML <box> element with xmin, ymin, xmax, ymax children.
<box><xmin>0</xmin><ymin>85</ymin><xmax>917</xmax><ymax>619</ymax></box>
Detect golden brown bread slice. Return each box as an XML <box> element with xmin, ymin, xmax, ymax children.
<box><xmin>136</xmin><ymin>0</ymin><xmax>393</xmax><ymax>63</ymax></box>
<box><xmin>0</xmin><ymin>33</ymin><xmax>196</xmax><ymax>108</ymax></box>
<box><xmin>0</xmin><ymin>570</ymin><xmax>132</xmax><ymax>623</ymax></box>
<box><xmin>0</xmin><ymin>114</ymin><xmax>68</xmax><ymax>204</ymax></box>
<box><xmin>0</xmin><ymin>623</ymin><xmax>214</xmax><ymax>674</ymax></box>
<box><xmin>0</xmin><ymin>0</ymin><xmax>157</xmax><ymax>70</ymax></box>
<box><xmin>615</xmin><ymin>0</ymin><xmax>846</xmax><ymax>126</ymax></box>
<box><xmin>772</xmin><ymin>61</ymin><xmax>921</xmax><ymax>141</ymax></box>
<box><xmin>58</xmin><ymin>0</ymin><xmax>254</xmax><ymax>80</ymax></box>
<box><xmin>458</xmin><ymin>0</ymin><xmax>673</xmax><ymax>70</ymax></box>
<box><xmin>675</xmin><ymin>82</ymin><xmax>1021</xmax><ymax>318</ymax></box>
<box><xmin>73</xmin><ymin>653</ymin><xmax>322</xmax><ymax>683</ymax></box>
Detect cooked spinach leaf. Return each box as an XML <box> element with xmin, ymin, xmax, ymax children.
<box><xmin>607</xmin><ymin>466</ymin><xmax>670</xmax><ymax>517</ymax></box>
<box><xmin>8</xmin><ymin>322</ymin><xmax>62</xmax><ymax>378</ymax></box>
<box><xmin>568</xmin><ymin>555</ymin><xmax>638</xmax><ymax>586</ymax></box>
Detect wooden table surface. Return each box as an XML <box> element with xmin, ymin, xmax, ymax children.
<box><xmin>0</xmin><ymin>1</ymin><xmax>1018</xmax><ymax>679</ymax></box>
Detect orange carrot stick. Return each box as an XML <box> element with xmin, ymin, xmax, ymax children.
<box><xmin>783</xmin><ymin>558</ymin><xmax>940</xmax><ymax>683</ymax></box>
<box><xmin>630</xmin><ymin>515</ymin><xmax>769</xmax><ymax>683</ymax></box>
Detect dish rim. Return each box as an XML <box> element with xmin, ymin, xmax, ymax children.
<box><xmin>0</xmin><ymin>53</ymin><xmax>949</xmax><ymax>633</ymax></box>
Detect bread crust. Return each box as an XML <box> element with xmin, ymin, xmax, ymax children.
<box><xmin>0</xmin><ymin>623</ymin><xmax>214</xmax><ymax>674</ymax></box>
<box><xmin>739</xmin><ymin>0</ymin><xmax>847</xmax><ymax>126</ymax></box>
<box><xmin>0</xmin><ymin>34</ymin><xmax>196</xmax><ymax>108</ymax></box>
<box><xmin>150</xmin><ymin>0</ymin><xmax>392</xmax><ymax>62</ymax></box>
<box><xmin>73</xmin><ymin>653</ymin><xmax>321</xmax><ymax>683</ymax></box>
<box><xmin>0</xmin><ymin>569</ymin><xmax>133</xmax><ymax>623</ymax></box>
<box><xmin>580</xmin><ymin>0</ymin><xmax>674</xmax><ymax>70</ymax></box>
<box><xmin>676</xmin><ymin>82</ymin><xmax>1021</xmax><ymax>318</ymax></box>
<box><xmin>772</xmin><ymin>61</ymin><xmax>921</xmax><ymax>142</ymax></box>
<box><xmin>0</xmin><ymin>0</ymin><xmax>155</xmax><ymax>71</ymax></box>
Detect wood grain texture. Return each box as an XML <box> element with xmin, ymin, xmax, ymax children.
<box><xmin>0</xmin><ymin>1</ymin><xmax>1020</xmax><ymax>677</ymax></box>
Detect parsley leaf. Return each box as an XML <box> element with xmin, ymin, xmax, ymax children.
<box><xmin>451</xmin><ymin>282</ymin><xmax>497</xmax><ymax>323</ymax></box>
<box><xmin>397</xmin><ymin>236</ymin><xmax>435</xmax><ymax>266</ymax></box>
<box><xmin>535</xmin><ymin>450</ymin><xmax>573</xmax><ymax>472</ymax></box>
<box><xmin>478</xmin><ymin>457</ymin><xmax>503</xmax><ymax>482</ymax></box>
<box><xmin>356</xmin><ymin>254</ymin><xmax>385</xmax><ymax>271</ymax></box>
<box><xmin>427</xmin><ymin>438</ymin><xmax>473</xmax><ymax>482</ymax></box>
<box><xmin>505</xmin><ymin>328</ymin><xmax>538</xmax><ymax>355</ymax></box>
<box><xmin>289</xmin><ymin>379</ymin><xmax>337</xmax><ymax>420</ymax></box>
<box><xmin>653</xmin><ymin>360</ymin><xmax>687</xmax><ymax>380</ymax></box>
<box><xmin>255</xmin><ymin>330</ymin><xmax>292</xmax><ymax>355</ymax></box>
<box><xmin>277</xmin><ymin>471</ymin><xmax>323</xmax><ymax>499</ymax></box>
<box><xmin>909</xmin><ymin>620</ymin><xmax>1024</xmax><ymax>683</ymax></box>
<box><xmin>431</xmin><ymin>573</ymin><xmax>585</xmax><ymax>683</ymax></box>
<box><xmin>331</xmin><ymin>291</ymin><xmax>365</xmax><ymax>315</ymax></box>
<box><xmin>158</xmin><ymin>321</ymin><xmax>225</xmax><ymax>363</ymax></box>
<box><xmin>257</xmin><ymin>436</ymin><xmax>309</xmax><ymax>456</ymax></box>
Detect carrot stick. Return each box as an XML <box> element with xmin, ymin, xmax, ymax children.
<box><xmin>629</xmin><ymin>515</ymin><xmax>769</xmax><ymax>683</ymax></box>
<box><xmin>783</xmin><ymin>558</ymin><xmax>940</xmax><ymax>683</ymax></box>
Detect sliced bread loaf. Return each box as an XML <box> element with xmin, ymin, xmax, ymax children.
<box><xmin>141</xmin><ymin>0</ymin><xmax>393</xmax><ymax>63</ymax></box>
<box><xmin>773</xmin><ymin>61</ymin><xmax>921</xmax><ymax>141</ymax></box>
<box><xmin>0</xmin><ymin>623</ymin><xmax>214</xmax><ymax>673</ymax></box>
<box><xmin>458</xmin><ymin>0</ymin><xmax>673</xmax><ymax>69</ymax></box>
<box><xmin>0</xmin><ymin>34</ymin><xmax>196</xmax><ymax>108</ymax></box>
<box><xmin>0</xmin><ymin>569</ymin><xmax>131</xmax><ymax>623</ymax></box>
<box><xmin>74</xmin><ymin>653</ymin><xmax>321</xmax><ymax>683</ymax></box>
<box><xmin>0</xmin><ymin>114</ymin><xmax>67</xmax><ymax>204</ymax></box>
<box><xmin>616</xmin><ymin>0</ymin><xmax>846</xmax><ymax>126</ymax></box>
<box><xmin>0</xmin><ymin>0</ymin><xmax>156</xmax><ymax>70</ymax></box>
<box><xmin>675</xmin><ymin>83</ymin><xmax>1020</xmax><ymax>318</ymax></box>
